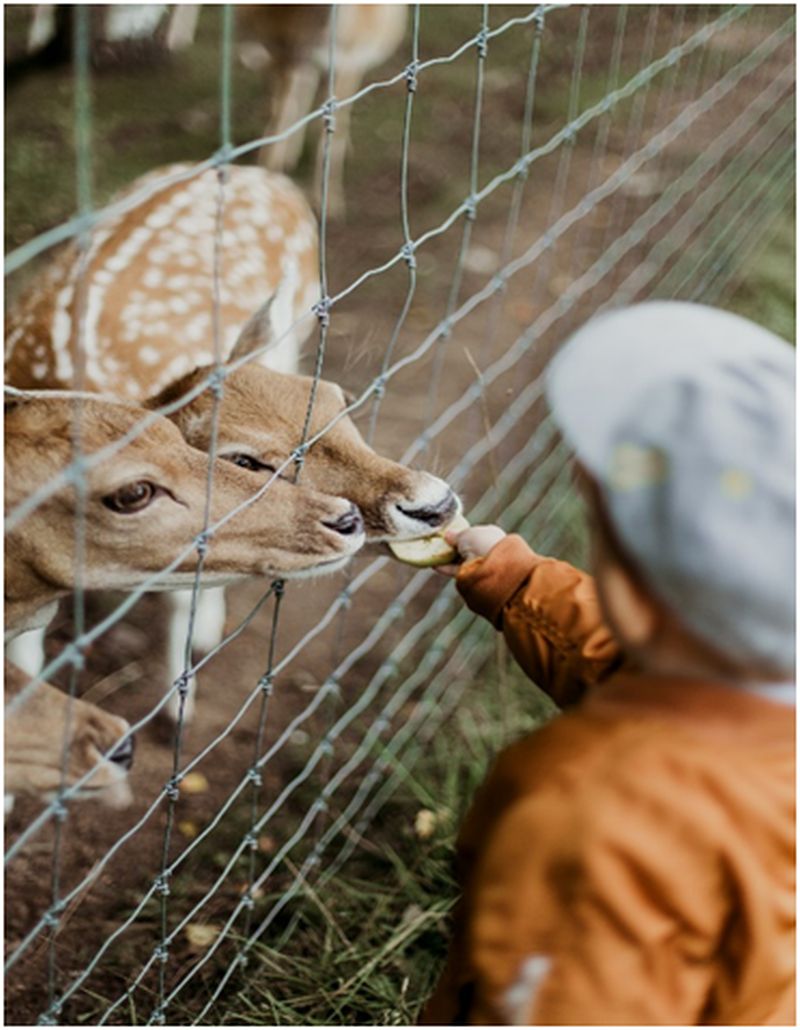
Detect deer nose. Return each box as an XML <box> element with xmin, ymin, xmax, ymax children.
<box><xmin>108</xmin><ymin>734</ymin><xmax>135</xmax><ymax>771</ymax></box>
<box><xmin>397</xmin><ymin>489</ymin><xmax>458</xmax><ymax>527</ymax></box>
<box><xmin>323</xmin><ymin>502</ymin><xmax>364</xmax><ymax>537</ymax></box>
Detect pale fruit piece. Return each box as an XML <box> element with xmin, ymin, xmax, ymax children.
<box><xmin>388</xmin><ymin>514</ymin><xmax>470</xmax><ymax>568</ymax></box>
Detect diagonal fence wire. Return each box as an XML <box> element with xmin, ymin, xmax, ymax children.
<box><xmin>4</xmin><ymin>4</ymin><xmax>794</xmax><ymax>1024</ymax></box>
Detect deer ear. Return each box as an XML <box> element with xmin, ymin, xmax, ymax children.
<box><xmin>227</xmin><ymin>296</ymin><xmax>276</xmax><ymax>365</ymax></box>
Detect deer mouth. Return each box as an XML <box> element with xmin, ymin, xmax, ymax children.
<box><xmin>369</xmin><ymin>479</ymin><xmax>461</xmax><ymax>542</ymax></box>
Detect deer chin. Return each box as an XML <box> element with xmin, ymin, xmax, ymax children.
<box><xmin>39</xmin><ymin>777</ymin><xmax>133</xmax><ymax>809</ymax></box>
<box><xmin>281</xmin><ymin>553</ymin><xmax>355</xmax><ymax>580</ymax></box>
<box><xmin>261</xmin><ymin>535</ymin><xmax>366</xmax><ymax>580</ymax></box>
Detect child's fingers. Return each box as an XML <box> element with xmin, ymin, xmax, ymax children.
<box><xmin>447</xmin><ymin>525</ymin><xmax>507</xmax><ymax>561</ymax></box>
<box><xmin>434</xmin><ymin>563</ymin><xmax>460</xmax><ymax>578</ymax></box>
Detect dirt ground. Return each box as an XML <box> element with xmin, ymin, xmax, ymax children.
<box><xmin>4</xmin><ymin>5</ymin><xmax>794</xmax><ymax>1024</ymax></box>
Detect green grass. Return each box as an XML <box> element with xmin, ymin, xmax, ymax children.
<box><xmin>65</xmin><ymin>648</ymin><xmax>557</xmax><ymax>1026</ymax></box>
<box><xmin>198</xmin><ymin>659</ymin><xmax>556</xmax><ymax>1026</ymax></box>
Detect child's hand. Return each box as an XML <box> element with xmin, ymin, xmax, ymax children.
<box><xmin>435</xmin><ymin>524</ymin><xmax>507</xmax><ymax>577</ymax></box>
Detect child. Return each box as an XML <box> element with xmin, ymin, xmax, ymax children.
<box><xmin>422</xmin><ymin>302</ymin><xmax>795</xmax><ymax>1025</ymax></box>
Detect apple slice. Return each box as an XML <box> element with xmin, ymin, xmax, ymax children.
<box><xmin>388</xmin><ymin>513</ymin><xmax>470</xmax><ymax>568</ymax></box>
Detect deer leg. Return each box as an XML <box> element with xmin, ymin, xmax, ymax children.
<box><xmin>261</xmin><ymin>60</ymin><xmax>320</xmax><ymax>173</ymax></box>
<box><xmin>165</xmin><ymin>3</ymin><xmax>200</xmax><ymax>51</ymax></box>
<box><xmin>27</xmin><ymin>4</ymin><xmax>56</xmax><ymax>52</ymax></box>
<box><xmin>5</xmin><ymin>627</ymin><xmax>46</xmax><ymax>677</ymax></box>
<box><xmin>164</xmin><ymin>587</ymin><xmax>227</xmax><ymax>724</ymax></box>
<box><xmin>165</xmin><ymin>589</ymin><xmax>197</xmax><ymax>724</ymax></box>
<box><xmin>191</xmin><ymin>586</ymin><xmax>227</xmax><ymax>655</ymax></box>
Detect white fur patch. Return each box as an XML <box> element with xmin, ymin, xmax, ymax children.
<box><xmin>502</xmin><ymin>955</ymin><xmax>552</xmax><ymax>1024</ymax></box>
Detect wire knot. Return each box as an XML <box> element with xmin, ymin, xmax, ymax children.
<box><xmin>320</xmin><ymin>738</ymin><xmax>334</xmax><ymax>757</ymax></box>
<box><xmin>153</xmin><ymin>943</ymin><xmax>170</xmax><ymax>964</ymax></box>
<box><xmin>373</xmin><ymin>375</ymin><xmax>387</xmax><ymax>400</ymax></box>
<box><xmin>404</xmin><ymin>60</ymin><xmax>419</xmax><ymax>93</ymax></box>
<box><xmin>401</xmin><ymin>241</ymin><xmax>417</xmax><ymax>269</ymax></box>
<box><xmin>313</xmin><ymin>295</ymin><xmax>332</xmax><ymax>329</ymax></box>
<box><xmin>69</xmin><ymin>643</ymin><xmax>86</xmax><ymax>672</ymax></box>
<box><xmin>476</xmin><ymin>28</ymin><xmax>489</xmax><ymax>60</ymax></box>
<box><xmin>243</xmin><ymin>831</ymin><xmax>258</xmax><ymax>850</ymax></box>
<box><xmin>213</xmin><ymin>141</ymin><xmax>234</xmax><ymax>170</ymax></box>
<box><xmin>257</xmin><ymin>674</ymin><xmax>274</xmax><ymax>696</ymax></box>
<box><xmin>247</xmin><ymin>768</ymin><xmax>263</xmax><ymax>788</ymax></box>
<box><xmin>175</xmin><ymin>672</ymin><xmax>190</xmax><ymax>697</ymax></box>
<box><xmin>151</xmin><ymin>1007</ymin><xmax>166</xmax><ymax>1025</ymax></box>
<box><xmin>43</xmin><ymin>909</ymin><xmax>60</xmax><ymax>929</ymax></box>
<box><xmin>491</xmin><ymin>271</ymin><xmax>507</xmax><ymax>294</ymax></box>
<box><xmin>165</xmin><ymin>776</ymin><xmax>181</xmax><ymax>802</ymax></box>
<box><xmin>322</xmin><ymin>99</ymin><xmax>337</xmax><ymax>134</ymax></box>
<box><xmin>154</xmin><ymin>873</ymin><xmax>171</xmax><ymax>897</ymax></box>
<box><xmin>465</xmin><ymin>195</ymin><xmax>478</xmax><ymax>222</ymax></box>
<box><xmin>535</xmin><ymin>8</ymin><xmax>546</xmax><ymax>31</ymax></box>
<box><xmin>51</xmin><ymin>799</ymin><xmax>68</xmax><ymax>822</ymax></box>
<box><xmin>195</xmin><ymin>531</ymin><xmax>212</xmax><ymax>558</ymax></box>
<box><xmin>272</xmin><ymin>578</ymin><xmax>286</xmax><ymax>598</ymax></box>
<box><xmin>322</xmin><ymin>677</ymin><xmax>341</xmax><ymax>701</ymax></box>
<box><xmin>240</xmin><ymin>892</ymin><xmax>255</xmax><ymax>910</ymax></box>
<box><xmin>208</xmin><ymin>365</ymin><xmax>227</xmax><ymax>398</ymax></box>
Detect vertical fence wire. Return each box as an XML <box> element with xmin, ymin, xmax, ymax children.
<box><xmin>41</xmin><ymin>7</ymin><xmax>93</xmax><ymax>1023</ymax></box>
<box><xmin>422</xmin><ymin>3</ymin><xmax>490</xmax><ymax>439</ymax></box>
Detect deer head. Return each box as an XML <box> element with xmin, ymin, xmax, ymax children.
<box><xmin>5</xmin><ymin>660</ymin><xmax>134</xmax><ymax>809</ymax></box>
<box><xmin>4</xmin><ymin>390</ymin><xmax>365</xmax><ymax>636</ymax></box>
<box><xmin>148</xmin><ymin>304</ymin><xmax>459</xmax><ymax>544</ymax></box>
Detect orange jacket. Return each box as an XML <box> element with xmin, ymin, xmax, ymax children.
<box><xmin>423</xmin><ymin>536</ymin><xmax>795</xmax><ymax>1026</ymax></box>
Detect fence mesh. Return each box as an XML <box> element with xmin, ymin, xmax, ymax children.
<box><xmin>4</xmin><ymin>3</ymin><xmax>795</xmax><ymax>1024</ymax></box>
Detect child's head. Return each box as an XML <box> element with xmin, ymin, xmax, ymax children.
<box><xmin>547</xmin><ymin>302</ymin><xmax>795</xmax><ymax>683</ymax></box>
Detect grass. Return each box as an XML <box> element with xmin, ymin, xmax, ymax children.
<box><xmin>190</xmin><ymin>658</ymin><xmax>557</xmax><ymax>1026</ymax></box>
<box><xmin>67</xmin><ymin>638</ymin><xmax>559</xmax><ymax>1026</ymax></box>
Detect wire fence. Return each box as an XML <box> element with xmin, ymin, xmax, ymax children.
<box><xmin>4</xmin><ymin>3</ymin><xmax>795</xmax><ymax>1024</ymax></box>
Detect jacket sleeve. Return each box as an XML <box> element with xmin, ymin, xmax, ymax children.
<box><xmin>464</xmin><ymin>760</ymin><xmax>725</xmax><ymax>1025</ymax></box>
<box><xmin>456</xmin><ymin>535</ymin><xmax>623</xmax><ymax>706</ymax></box>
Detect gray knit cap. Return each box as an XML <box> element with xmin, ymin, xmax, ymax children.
<box><xmin>546</xmin><ymin>301</ymin><xmax>795</xmax><ymax>674</ymax></box>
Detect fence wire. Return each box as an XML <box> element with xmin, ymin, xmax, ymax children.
<box><xmin>4</xmin><ymin>3</ymin><xmax>795</xmax><ymax>1025</ymax></box>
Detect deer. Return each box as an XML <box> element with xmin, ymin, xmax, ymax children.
<box><xmin>5</xmin><ymin>658</ymin><xmax>135</xmax><ymax>813</ymax></box>
<box><xmin>5</xmin><ymin>389</ymin><xmax>366</xmax><ymax>710</ymax></box>
<box><xmin>166</xmin><ymin>4</ymin><xmax>409</xmax><ymax>217</ymax></box>
<box><xmin>6</xmin><ymin>162</ymin><xmax>459</xmax><ymax>722</ymax></box>
<box><xmin>7</xmin><ymin>4</ymin><xmax>172</xmax><ymax>91</ymax></box>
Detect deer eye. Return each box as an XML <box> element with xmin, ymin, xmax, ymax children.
<box><xmin>102</xmin><ymin>481</ymin><xmax>159</xmax><ymax>514</ymax></box>
<box><xmin>224</xmin><ymin>453</ymin><xmax>277</xmax><ymax>473</ymax></box>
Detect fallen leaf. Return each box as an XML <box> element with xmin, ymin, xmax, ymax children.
<box><xmin>258</xmin><ymin>835</ymin><xmax>276</xmax><ymax>855</ymax></box>
<box><xmin>414</xmin><ymin>809</ymin><xmax>437</xmax><ymax>840</ymax></box>
<box><xmin>185</xmin><ymin>923</ymin><xmax>219</xmax><ymax>950</ymax></box>
<box><xmin>181</xmin><ymin>772</ymin><xmax>209</xmax><ymax>795</ymax></box>
<box><xmin>178</xmin><ymin>820</ymin><xmax>199</xmax><ymax>839</ymax></box>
